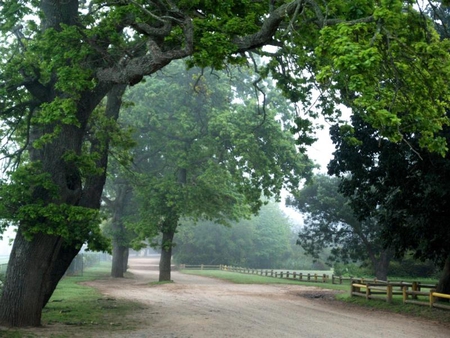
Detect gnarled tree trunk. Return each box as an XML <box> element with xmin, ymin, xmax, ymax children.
<box><xmin>0</xmin><ymin>232</ymin><xmax>76</xmax><ymax>326</ymax></box>
<box><xmin>0</xmin><ymin>81</ymin><xmax>121</xmax><ymax>326</ymax></box>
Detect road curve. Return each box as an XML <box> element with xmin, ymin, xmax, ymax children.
<box><xmin>88</xmin><ymin>257</ymin><xmax>450</xmax><ymax>338</ymax></box>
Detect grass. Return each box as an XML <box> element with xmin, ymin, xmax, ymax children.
<box><xmin>181</xmin><ymin>269</ymin><xmax>349</xmax><ymax>291</ymax></box>
<box><xmin>0</xmin><ymin>261</ymin><xmax>143</xmax><ymax>338</ymax></box>
<box><xmin>340</xmin><ymin>294</ymin><xmax>450</xmax><ymax>325</ymax></box>
<box><xmin>182</xmin><ymin>269</ymin><xmax>450</xmax><ymax>326</ymax></box>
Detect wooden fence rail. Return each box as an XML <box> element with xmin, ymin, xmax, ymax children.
<box><xmin>179</xmin><ymin>264</ymin><xmax>222</xmax><ymax>270</ymax></box>
<box><xmin>350</xmin><ymin>279</ymin><xmax>449</xmax><ymax>310</ymax></box>
<box><xmin>180</xmin><ymin>264</ymin><xmax>449</xmax><ymax>311</ymax></box>
<box><xmin>222</xmin><ymin>265</ymin><xmax>331</xmax><ymax>283</ymax></box>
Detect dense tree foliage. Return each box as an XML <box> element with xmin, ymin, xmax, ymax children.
<box><xmin>118</xmin><ymin>61</ymin><xmax>312</xmax><ymax>280</ymax></box>
<box><xmin>328</xmin><ymin>113</ymin><xmax>450</xmax><ymax>292</ymax></box>
<box><xmin>1</xmin><ymin>0</ymin><xmax>450</xmax><ymax>327</ymax></box>
<box><xmin>287</xmin><ymin>174</ymin><xmax>393</xmax><ymax>280</ymax></box>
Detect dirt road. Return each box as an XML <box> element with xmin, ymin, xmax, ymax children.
<box><xmin>82</xmin><ymin>257</ymin><xmax>450</xmax><ymax>338</ymax></box>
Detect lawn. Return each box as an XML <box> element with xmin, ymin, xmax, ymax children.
<box><xmin>0</xmin><ymin>261</ymin><xmax>143</xmax><ymax>338</ymax></box>
<box><xmin>181</xmin><ymin>269</ymin><xmax>349</xmax><ymax>291</ymax></box>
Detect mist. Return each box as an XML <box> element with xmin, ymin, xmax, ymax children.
<box><xmin>0</xmin><ymin>227</ymin><xmax>15</xmax><ymax>256</ymax></box>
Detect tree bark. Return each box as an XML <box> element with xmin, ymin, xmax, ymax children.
<box><xmin>0</xmin><ymin>231</ymin><xmax>69</xmax><ymax>326</ymax></box>
<box><xmin>159</xmin><ymin>230</ymin><xmax>175</xmax><ymax>282</ymax></box>
<box><xmin>0</xmin><ymin>82</ymin><xmax>122</xmax><ymax>326</ymax></box>
<box><xmin>373</xmin><ymin>250</ymin><xmax>392</xmax><ymax>281</ymax></box>
<box><xmin>437</xmin><ymin>255</ymin><xmax>450</xmax><ymax>295</ymax></box>
<box><xmin>123</xmin><ymin>247</ymin><xmax>129</xmax><ymax>273</ymax></box>
<box><xmin>111</xmin><ymin>244</ymin><xmax>127</xmax><ymax>278</ymax></box>
<box><xmin>109</xmin><ymin>176</ymin><xmax>132</xmax><ymax>278</ymax></box>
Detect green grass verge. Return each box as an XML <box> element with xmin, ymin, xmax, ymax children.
<box><xmin>0</xmin><ymin>261</ymin><xmax>143</xmax><ymax>338</ymax></box>
<box><xmin>340</xmin><ymin>295</ymin><xmax>450</xmax><ymax>325</ymax></box>
<box><xmin>181</xmin><ymin>269</ymin><xmax>349</xmax><ymax>291</ymax></box>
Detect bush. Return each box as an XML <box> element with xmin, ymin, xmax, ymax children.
<box><xmin>388</xmin><ymin>258</ymin><xmax>437</xmax><ymax>278</ymax></box>
<box><xmin>333</xmin><ymin>262</ymin><xmax>373</xmax><ymax>277</ymax></box>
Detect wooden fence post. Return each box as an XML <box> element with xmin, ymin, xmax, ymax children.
<box><xmin>201</xmin><ymin>264</ymin><xmax>204</xmax><ymax>270</ymax></box>
<box><xmin>387</xmin><ymin>284</ymin><xmax>393</xmax><ymax>303</ymax></box>
<box><xmin>430</xmin><ymin>289</ymin><xmax>436</xmax><ymax>307</ymax></box>
<box><xmin>412</xmin><ymin>281</ymin><xmax>418</xmax><ymax>300</ymax></box>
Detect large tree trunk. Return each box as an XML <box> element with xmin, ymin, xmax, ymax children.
<box><xmin>0</xmin><ymin>81</ymin><xmax>121</xmax><ymax>326</ymax></box>
<box><xmin>159</xmin><ymin>213</ymin><xmax>179</xmax><ymax>282</ymax></box>
<box><xmin>373</xmin><ymin>249</ymin><xmax>392</xmax><ymax>281</ymax></box>
<box><xmin>437</xmin><ymin>255</ymin><xmax>450</xmax><ymax>295</ymax></box>
<box><xmin>0</xmin><ymin>231</ymin><xmax>77</xmax><ymax>326</ymax></box>
<box><xmin>111</xmin><ymin>244</ymin><xmax>127</xmax><ymax>278</ymax></box>
<box><xmin>159</xmin><ymin>230</ymin><xmax>175</xmax><ymax>282</ymax></box>
<box><xmin>109</xmin><ymin>179</ymin><xmax>132</xmax><ymax>278</ymax></box>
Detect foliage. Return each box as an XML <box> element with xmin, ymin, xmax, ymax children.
<box><xmin>328</xmin><ymin>113</ymin><xmax>450</xmax><ymax>268</ymax></box>
<box><xmin>120</xmin><ymin>61</ymin><xmax>313</xmax><ymax>246</ymax></box>
<box><xmin>333</xmin><ymin>262</ymin><xmax>373</xmax><ymax>278</ymax></box>
<box><xmin>174</xmin><ymin>201</ymin><xmax>294</xmax><ymax>269</ymax></box>
<box><xmin>388</xmin><ymin>257</ymin><xmax>438</xmax><ymax>278</ymax></box>
<box><xmin>266</xmin><ymin>1</ymin><xmax>450</xmax><ymax>155</ymax></box>
<box><xmin>2</xmin><ymin>0</ymin><xmax>450</xmax><ymax>327</ymax></box>
<box><xmin>286</xmin><ymin>174</ymin><xmax>392</xmax><ymax>277</ymax></box>
<box><xmin>1</xmin><ymin>1</ymin><xmax>449</xmax><ymax>243</ymax></box>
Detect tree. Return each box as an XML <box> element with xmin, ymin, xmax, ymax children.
<box><xmin>121</xmin><ymin>61</ymin><xmax>312</xmax><ymax>281</ymax></box>
<box><xmin>328</xmin><ymin>113</ymin><xmax>450</xmax><ymax>292</ymax></box>
<box><xmin>1</xmin><ymin>0</ymin><xmax>450</xmax><ymax>327</ymax></box>
<box><xmin>101</xmin><ymin>177</ymin><xmax>135</xmax><ymax>278</ymax></box>
<box><xmin>174</xmin><ymin>201</ymin><xmax>293</xmax><ymax>269</ymax></box>
<box><xmin>287</xmin><ymin>174</ymin><xmax>393</xmax><ymax>280</ymax></box>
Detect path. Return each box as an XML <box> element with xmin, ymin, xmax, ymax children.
<box><xmin>85</xmin><ymin>257</ymin><xmax>450</xmax><ymax>338</ymax></box>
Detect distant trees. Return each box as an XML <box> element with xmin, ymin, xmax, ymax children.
<box><xmin>287</xmin><ymin>174</ymin><xmax>393</xmax><ymax>280</ymax></box>
<box><xmin>174</xmin><ymin>201</ymin><xmax>293</xmax><ymax>269</ymax></box>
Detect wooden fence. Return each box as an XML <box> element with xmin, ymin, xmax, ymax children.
<box><xmin>180</xmin><ymin>264</ymin><xmax>450</xmax><ymax>311</ymax></box>
<box><xmin>180</xmin><ymin>264</ymin><xmax>332</xmax><ymax>284</ymax></box>
<box><xmin>351</xmin><ymin>279</ymin><xmax>450</xmax><ymax>310</ymax></box>
<box><xmin>223</xmin><ymin>265</ymin><xmax>331</xmax><ymax>283</ymax></box>
<box><xmin>178</xmin><ymin>264</ymin><xmax>222</xmax><ymax>270</ymax></box>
